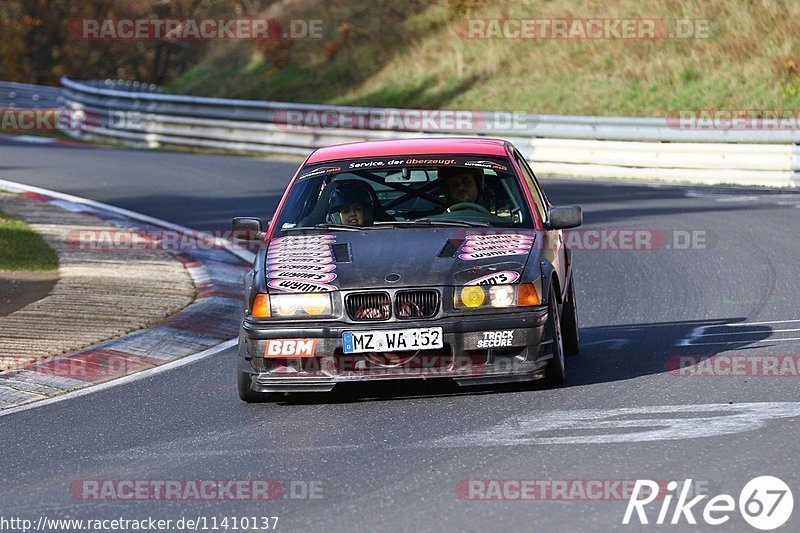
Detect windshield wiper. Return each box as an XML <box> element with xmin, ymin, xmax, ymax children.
<box><xmin>375</xmin><ymin>219</ymin><xmax>491</xmax><ymax>228</ymax></box>
<box><xmin>284</xmin><ymin>223</ymin><xmax>387</xmax><ymax>232</ymax></box>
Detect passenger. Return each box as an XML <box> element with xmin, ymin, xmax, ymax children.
<box><xmin>326</xmin><ymin>182</ymin><xmax>375</xmax><ymax>226</ymax></box>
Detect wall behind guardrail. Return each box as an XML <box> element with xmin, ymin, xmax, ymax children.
<box><xmin>37</xmin><ymin>77</ymin><xmax>793</xmax><ymax>188</ymax></box>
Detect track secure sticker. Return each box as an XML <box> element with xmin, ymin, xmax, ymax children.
<box><xmin>476</xmin><ymin>330</ymin><xmax>515</xmax><ymax>349</ymax></box>
<box><xmin>264</xmin><ymin>339</ymin><xmax>318</xmax><ymax>357</ymax></box>
<box><xmin>462</xmin><ymin>329</ymin><xmax>526</xmax><ymax>350</ymax></box>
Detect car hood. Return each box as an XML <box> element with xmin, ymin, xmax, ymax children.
<box><xmin>265</xmin><ymin>228</ymin><xmax>536</xmax><ymax>291</ymax></box>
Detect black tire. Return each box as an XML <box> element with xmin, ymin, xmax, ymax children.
<box><xmin>237</xmin><ymin>368</ymin><xmax>283</xmax><ymax>403</ymax></box>
<box><xmin>543</xmin><ymin>287</ymin><xmax>566</xmax><ymax>386</ymax></box>
<box><xmin>561</xmin><ymin>275</ymin><xmax>580</xmax><ymax>356</ymax></box>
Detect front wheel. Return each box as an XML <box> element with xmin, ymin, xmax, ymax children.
<box><xmin>543</xmin><ymin>287</ymin><xmax>566</xmax><ymax>386</ymax></box>
<box><xmin>561</xmin><ymin>276</ymin><xmax>580</xmax><ymax>356</ymax></box>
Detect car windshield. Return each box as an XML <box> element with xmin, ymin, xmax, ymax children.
<box><xmin>274</xmin><ymin>155</ymin><xmax>533</xmax><ymax>232</ymax></box>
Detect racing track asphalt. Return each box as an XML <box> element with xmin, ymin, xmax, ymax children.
<box><xmin>2</xmin><ymin>139</ymin><xmax>800</xmax><ymax>532</ymax></box>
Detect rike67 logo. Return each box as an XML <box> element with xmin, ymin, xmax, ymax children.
<box><xmin>624</xmin><ymin>477</ymin><xmax>793</xmax><ymax>530</ymax></box>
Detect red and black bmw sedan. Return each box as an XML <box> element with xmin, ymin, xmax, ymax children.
<box><xmin>233</xmin><ymin>137</ymin><xmax>582</xmax><ymax>401</ymax></box>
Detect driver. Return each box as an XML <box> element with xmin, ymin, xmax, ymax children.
<box><xmin>326</xmin><ymin>182</ymin><xmax>374</xmax><ymax>226</ymax></box>
<box><xmin>438</xmin><ymin>167</ymin><xmax>483</xmax><ymax>208</ymax></box>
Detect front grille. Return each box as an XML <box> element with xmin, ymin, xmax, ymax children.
<box><xmin>346</xmin><ymin>292</ymin><xmax>391</xmax><ymax>321</ymax></box>
<box><xmin>396</xmin><ymin>290</ymin><xmax>440</xmax><ymax>319</ymax></box>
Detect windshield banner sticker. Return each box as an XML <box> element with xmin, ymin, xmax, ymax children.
<box><xmin>300</xmin><ymin>156</ymin><xmax>511</xmax><ymax>175</ymax></box>
<box><xmin>347</xmin><ymin>158</ymin><xmax>458</xmax><ymax>170</ymax></box>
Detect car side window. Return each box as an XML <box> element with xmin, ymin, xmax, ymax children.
<box><xmin>513</xmin><ymin>150</ymin><xmax>548</xmax><ymax>224</ymax></box>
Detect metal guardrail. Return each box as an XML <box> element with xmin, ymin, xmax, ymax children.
<box><xmin>0</xmin><ymin>82</ymin><xmax>61</xmax><ymax>109</ymax></box>
<box><xmin>15</xmin><ymin>77</ymin><xmax>794</xmax><ymax>188</ymax></box>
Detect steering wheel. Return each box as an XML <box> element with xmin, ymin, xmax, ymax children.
<box><xmin>447</xmin><ymin>202</ymin><xmax>491</xmax><ymax>215</ymax></box>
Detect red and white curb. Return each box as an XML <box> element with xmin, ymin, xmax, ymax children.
<box><xmin>0</xmin><ymin>133</ymin><xmax>88</xmax><ymax>147</ymax></box>
<box><xmin>0</xmin><ymin>179</ymin><xmax>255</xmax><ymax>417</ymax></box>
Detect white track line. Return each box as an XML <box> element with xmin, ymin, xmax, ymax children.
<box><xmin>698</xmin><ymin>328</ymin><xmax>800</xmax><ymax>337</ymax></box>
<box><xmin>0</xmin><ymin>340</ymin><xmax>236</xmax><ymax>418</ymax></box>
<box><xmin>0</xmin><ymin>178</ymin><xmax>252</xmax><ymax>417</ymax></box>
<box><xmin>0</xmin><ymin>178</ymin><xmax>255</xmax><ymax>264</ymax></box>
<box><xmin>678</xmin><ymin>319</ymin><xmax>800</xmax><ymax>346</ymax></box>
<box><xmin>686</xmin><ymin>338</ymin><xmax>800</xmax><ymax>346</ymax></box>
<box><xmin>715</xmin><ymin>319</ymin><xmax>800</xmax><ymax>327</ymax></box>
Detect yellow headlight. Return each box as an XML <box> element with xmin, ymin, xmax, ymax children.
<box><xmin>460</xmin><ymin>286</ymin><xmax>486</xmax><ymax>308</ymax></box>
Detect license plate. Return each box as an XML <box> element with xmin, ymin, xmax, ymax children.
<box><xmin>342</xmin><ymin>327</ymin><xmax>443</xmax><ymax>354</ymax></box>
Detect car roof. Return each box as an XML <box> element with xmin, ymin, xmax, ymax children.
<box><xmin>305</xmin><ymin>137</ymin><xmax>509</xmax><ymax>164</ymax></box>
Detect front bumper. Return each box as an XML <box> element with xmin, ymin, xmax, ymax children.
<box><xmin>238</xmin><ymin>309</ymin><xmax>550</xmax><ymax>393</ymax></box>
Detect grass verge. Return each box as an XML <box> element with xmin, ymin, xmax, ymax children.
<box><xmin>167</xmin><ymin>0</ymin><xmax>800</xmax><ymax>116</ymax></box>
<box><xmin>0</xmin><ymin>209</ymin><xmax>59</xmax><ymax>272</ymax></box>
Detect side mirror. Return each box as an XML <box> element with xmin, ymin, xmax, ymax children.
<box><xmin>232</xmin><ymin>217</ymin><xmax>266</xmax><ymax>241</ymax></box>
<box><xmin>546</xmin><ymin>206</ymin><xmax>582</xmax><ymax>229</ymax></box>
